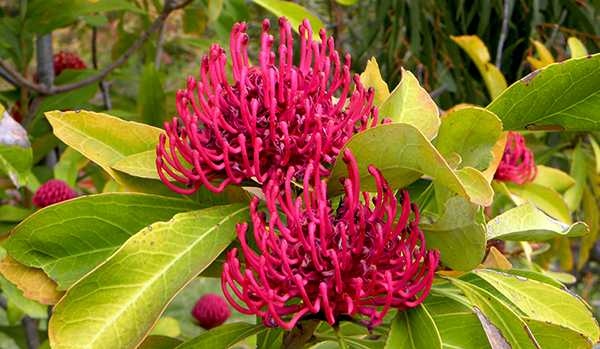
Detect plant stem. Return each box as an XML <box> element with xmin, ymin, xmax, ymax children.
<box><xmin>280</xmin><ymin>319</ymin><xmax>321</xmax><ymax>349</ymax></box>
<box><xmin>333</xmin><ymin>322</ymin><xmax>348</xmax><ymax>349</ymax></box>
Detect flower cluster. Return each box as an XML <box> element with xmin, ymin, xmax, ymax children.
<box><xmin>222</xmin><ymin>149</ymin><xmax>440</xmax><ymax>330</ymax></box>
<box><xmin>156</xmin><ymin>18</ymin><xmax>379</xmax><ymax>194</ymax></box>
<box><xmin>32</xmin><ymin>179</ymin><xmax>75</xmax><ymax>208</ymax></box>
<box><xmin>52</xmin><ymin>51</ymin><xmax>87</xmax><ymax>76</ymax></box>
<box><xmin>494</xmin><ymin>131</ymin><xmax>537</xmax><ymax>184</ymax></box>
<box><xmin>191</xmin><ymin>294</ymin><xmax>231</xmax><ymax>330</ymax></box>
<box><xmin>12</xmin><ymin>51</ymin><xmax>87</xmax><ymax>123</ymax></box>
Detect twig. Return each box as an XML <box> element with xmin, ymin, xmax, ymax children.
<box><xmin>22</xmin><ymin>33</ymin><xmax>54</xmax><ymax>130</ymax></box>
<box><xmin>280</xmin><ymin>319</ymin><xmax>321</xmax><ymax>349</ymax></box>
<box><xmin>495</xmin><ymin>0</ymin><xmax>510</xmax><ymax>69</ymax></box>
<box><xmin>0</xmin><ymin>0</ymin><xmax>193</xmax><ymax>96</ymax></box>
<box><xmin>0</xmin><ymin>65</ymin><xmax>20</xmax><ymax>87</ymax></box>
<box><xmin>92</xmin><ymin>27</ymin><xmax>113</xmax><ymax>110</ymax></box>
<box><xmin>154</xmin><ymin>16</ymin><xmax>169</xmax><ymax>70</ymax></box>
<box><xmin>429</xmin><ymin>83</ymin><xmax>447</xmax><ymax>99</ymax></box>
<box><xmin>101</xmin><ymin>81</ymin><xmax>113</xmax><ymax>110</ymax></box>
<box><xmin>21</xmin><ymin>315</ymin><xmax>40</xmax><ymax>349</ymax></box>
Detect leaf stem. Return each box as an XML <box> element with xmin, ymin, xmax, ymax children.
<box><xmin>333</xmin><ymin>322</ymin><xmax>347</xmax><ymax>349</ymax></box>
<box><xmin>280</xmin><ymin>319</ymin><xmax>321</xmax><ymax>349</ymax></box>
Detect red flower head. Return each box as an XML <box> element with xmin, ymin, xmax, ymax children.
<box><xmin>53</xmin><ymin>51</ymin><xmax>87</xmax><ymax>76</ymax></box>
<box><xmin>13</xmin><ymin>51</ymin><xmax>87</xmax><ymax>123</ymax></box>
<box><xmin>221</xmin><ymin>149</ymin><xmax>440</xmax><ymax>331</ymax></box>
<box><xmin>494</xmin><ymin>131</ymin><xmax>537</xmax><ymax>184</ymax></box>
<box><xmin>32</xmin><ymin>179</ymin><xmax>75</xmax><ymax>208</ymax></box>
<box><xmin>191</xmin><ymin>294</ymin><xmax>231</xmax><ymax>330</ymax></box>
<box><xmin>157</xmin><ymin>18</ymin><xmax>380</xmax><ymax>194</ymax></box>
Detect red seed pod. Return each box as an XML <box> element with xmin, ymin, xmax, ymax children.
<box><xmin>191</xmin><ymin>294</ymin><xmax>231</xmax><ymax>330</ymax></box>
<box><xmin>32</xmin><ymin>180</ymin><xmax>75</xmax><ymax>208</ymax></box>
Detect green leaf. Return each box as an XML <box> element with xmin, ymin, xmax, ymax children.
<box><xmin>6</xmin><ymin>193</ymin><xmax>206</xmax><ymax>290</ymax></box>
<box><xmin>435</xmin><ymin>107</ymin><xmax>502</xmax><ymax>169</ymax></box>
<box><xmin>431</xmin><ymin>313</ymin><xmax>492</xmax><ymax>349</ymax></box>
<box><xmin>564</xmin><ymin>139</ymin><xmax>586</xmax><ymax>211</ymax></box>
<box><xmin>138</xmin><ymin>63</ymin><xmax>169</xmax><ymax>128</ymax></box>
<box><xmin>447</xmin><ymin>277</ymin><xmax>541</xmax><ymax>348</ymax></box>
<box><xmin>0</xmin><ymin>332</ymin><xmax>20</xmax><ymax>349</ymax></box>
<box><xmin>473</xmin><ymin>269</ymin><xmax>600</xmax><ymax>342</ymax></box>
<box><xmin>359</xmin><ymin>57</ymin><xmax>389</xmax><ymax>107</ymax></box>
<box><xmin>419</xmin><ymin>196</ymin><xmax>486</xmax><ymax>271</ymax></box>
<box><xmin>487</xmin><ymin>54</ymin><xmax>600</xmax><ymax>131</ymax></box>
<box><xmin>523</xmin><ymin>317</ymin><xmax>594</xmax><ymax>348</ymax></box>
<box><xmin>49</xmin><ymin>204</ymin><xmax>250</xmax><ymax>349</ymax></box>
<box><xmin>379</xmin><ymin>68</ymin><xmax>440</xmax><ymax>140</ymax></box>
<box><xmin>501</xmin><ymin>269</ymin><xmax>564</xmax><ymax>289</ymax></box>
<box><xmin>423</xmin><ymin>289</ymin><xmax>473</xmax><ymax>315</ymax></box>
<box><xmin>579</xmin><ymin>186</ymin><xmax>599</xmax><ymax>270</ymax></box>
<box><xmin>384</xmin><ymin>304</ymin><xmax>442</xmax><ymax>349</ymax></box>
<box><xmin>250</xmin><ymin>0</ymin><xmax>324</xmax><ymax>41</ymax></box>
<box><xmin>0</xmin><ymin>111</ymin><xmax>32</xmax><ymax>187</ymax></box>
<box><xmin>174</xmin><ymin>322</ymin><xmax>268</xmax><ymax>349</ymax></box>
<box><xmin>139</xmin><ymin>335</ymin><xmax>183</xmax><ymax>349</ymax></box>
<box><xmin>326</xmin><ymin>123</ymin><xmax>493</xmax><ymax>206</ymax></box>
<box><xmin>530</xmin><ymin>165</ymin><xmax>575</xmax><ymax>192</ymax></box>
<box><xmin>502</xmin><ymin>181</ymin><xmax>572</xmax><ymax>224</ymax></box>
<box><xmin>0</xmin><ymin>205</ymin><xmax>34</xmax><ymax>222</ymax></box>
<box><xmin>81</xmin><ymin>14</ymin><xmax>109</xmax><ymax>28</ymax></box>
<box><xmin>255</xmin><ymin>324</ymin><xmax>283</xmax><ymax>349</ymax></box>
<box><xmin>487</xmin><ymin>204</ymin><xmax>589</xmax><ymax>241</ymax></box>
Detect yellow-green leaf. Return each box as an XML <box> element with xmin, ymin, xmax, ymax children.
<box><xmin>360</xmin><ymin>57</ymin><xmax>390</xmax><ymax>108</ymax></box>
<box><xmin>487</xmin><ymin>204</ymin><xmax>588</xmax><ymax>241</ymax></box>
<box><xmin>379</xmin><ymin>68</ymin><xmax>440</xmax><ymax>139</ymax></box>
<box><xmin>473</xmin><ymin>269</ymin><xmax>600</xmax><ymax>342</ymax></box>
<box><xmin>567</xmin><ymin>37</ymin><xmax>588</xmax><ymax>59</ymax></box>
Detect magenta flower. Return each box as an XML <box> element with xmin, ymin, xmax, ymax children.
<box><xmin>192</xmin><ymin>294</ymin><xmax>231</xmax><ymax>330</ymax></box>
<box><xmin>156</xmin><ymin>18</ymin><xmax>379</xmax><ymax>194</ymax></box>
<box><xmin>221</xmin><ymin>149</ymin><xmax>440</xmax><ymax>330</ymax></box>
<box><xmin>494</xmin><ymin>131</ymin><xmax>537</xmax><ymax>184</ymax></box>
<box><xmin>53</xmin><ymin>51</ymin><xmax>87</xmax><ymax>76</ymax></box>
<box><xmin>32</xmin><ymin>179</ymin><xmax>75</xmax><ymax>208</ymax></box>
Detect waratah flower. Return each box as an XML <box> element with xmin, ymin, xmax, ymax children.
<box><xmin>494</xmin><ymin>131</ymin><xmax>537</xmax><ymax>184</ymax></box>
<box><xmin>156</xmin><ymin>17</ymin><xmax>379</xmax><ymax>194</ymax></box>
<box><xmin>191</xmin><ymin>294</ymin><xmax>231</xmax><ymax>330</ymax></box>
<box><xmin>13</xmin><ymin>51</ymin><xmax>87</xmax><ymax>123</ymax></box>
<box><xmin>53</xmin><ymin>51</ymin><xmax>87</xmax><ymax>76</ymax></box>
<box><xmin>221</xmin><ymin>149</ymin><xmax>440</xmax><ymax>331</ymax></box>
<box><xmin>32</xmin><ymin>179</ymin><xmax>75</xmax><ymax>208</ymax></box>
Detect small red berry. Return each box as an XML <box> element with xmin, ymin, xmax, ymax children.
<box><xmin>32</xmin><ymin>180</ymin><xmax>75</xmax><ymax>208</ymax></box>
<box><xmin>191</xmin><ymin>294</ymin><xmax>231</xmax><ymax>330</ymax></box>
